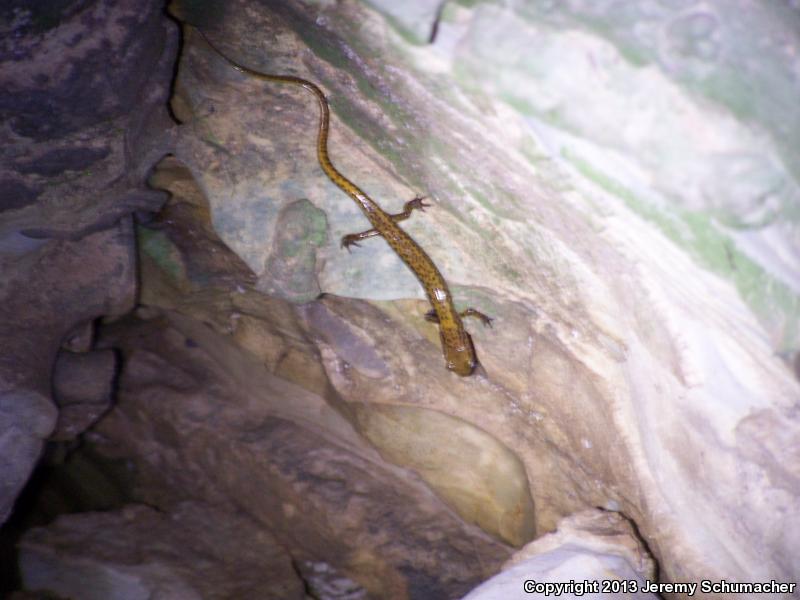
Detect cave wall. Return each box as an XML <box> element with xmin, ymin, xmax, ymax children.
<box><xmin>2</xmin><ymin>0</ymin><xmax>799</xmax><ymax>598</ymax></box>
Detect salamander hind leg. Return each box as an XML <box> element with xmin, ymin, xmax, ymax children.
<box><xmin>461</xmin><ymin>308</ymin><xmax>493</xmax><ymax>327</ymax></box>
<box><xmin>340</xmin><ymin>195</ymin><xmax>430</xmax><ymax>251</ymax></box>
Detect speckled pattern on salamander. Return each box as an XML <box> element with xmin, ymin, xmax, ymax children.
<box><xmin>195</xmin><ymin>27</ymin><xmax>492</xmax><ymax>376</ymax></box>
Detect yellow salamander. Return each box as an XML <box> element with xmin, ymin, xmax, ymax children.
<box><xmin>195</xmin><ymin>27</ymin><xmax>491</xmax><ymax>375</ymax></box>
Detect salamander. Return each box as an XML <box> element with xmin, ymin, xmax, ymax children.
<box><xmin>194</xmin><ymin>27</ymin><xmax>491</xmax><ymax>375</ymax></box>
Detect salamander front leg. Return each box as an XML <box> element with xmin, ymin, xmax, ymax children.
<box><xmin>341</xmin><ymin>195</ymin><xmax>430</xmax><ymax>251</ymax></box>
<box><xmin>425</xmin><ymin>308</ymin><xmax>494</xmax><ymax>327</ymax></box>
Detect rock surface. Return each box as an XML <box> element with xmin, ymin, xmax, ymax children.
<box><xmin>0</xmin><ymin>225</ymin><xmax>135</xmax><ymax>525</ymax></box>
<box><xmin>88</xmin><ymin>303</ymin><xmax>510</xmax><ymax>599</ymax></box>
<box><xmin>0</xmin><ymin>0</ymin><xmax>176</xmax><ymax>525</ymax></box>
<box><xmin>19</xmin><ymin>503</ymin><xmax>306</xmax><ymax>600</ymax></box>
<box><xmin>165</xmin><ymin>0</ymin><xmax>799</xmax><ymax>595</ymax></box>
<box><xmin>5</xmin><ymin>0</ymin><xmax>800</xmax><ymax>599</ymax></box>
<box><xmin>463</xmin><ymin>510</ymin><xmax>658</xmax><ymax>600</ymax></box>
<box><xmin>51</xmin><ymin>348</ymin><xmax>116</xmax><ymax>441</ymax></box>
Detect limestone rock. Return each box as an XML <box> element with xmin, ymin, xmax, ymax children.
<box><xmin>51</xmin><ymin>349</ymin><xmax>117</xmax><ymax>441</ymax></box>
<box><xmin>0</xmin><ymin>0</ymin><xmax>176</xmax><ymax>239</ymax></box>
<box><xmin>0</xmin><ymin>225</ymin><xmax>135</xmax><ymax>524</ymax></box>
<box><xmin>90</xmin><ymin>307</ymin><xmax>510</xmax><ymax>599</ymax></box>
<box><xmin>5</xmin><ymin>0</ymin><xmax>799</xmax><ymax>598</ymax></box>
<box><xmin>464</xmin><ymin>510</ymin><xmax>658</xmax><ymax>600</ymax></box>
<box><xmin>164</xmin><ymin>0</ymin><xmax>800</xmax><ymax>593</ymax></box>
<box><xmin>0</xmin><ymin>0</ymin><xmax>177</xmax><ymax>525</ymax></box>
<box><xmin>18</xmin><ymin>503</ymin><xmax>305</xmax><ymax>599</ymax></box>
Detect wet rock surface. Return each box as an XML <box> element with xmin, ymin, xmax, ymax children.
<box><xmin>19</xmin><ymin>503</ymin><xmax>306</xmax><ymax>600</ymax></box>
<box><xmin>169</xmin><ymin>1</ymin><xmax>800</xmax><ymax>594</ymax></box>
<box><xmin>0</xmin><ymin>224</ymin><xmax>135</xmax><ymax>525</ymax></box>
<box><xmin>0</xmin><ymin>0</ymin><xmax>176</xmax><ymax>532</ymax></box>
<box><xmin>464</xmin><ymin>510</ymin><xmax>658</xmax><ymax>600</ymax></box>
<box><xmin>2</xmin><ymin>0</ymin><xmax>799</xmax><ymax>599</ymax></box>
<box><xmin>51</xmin><ymin>348</ymin><xmax>116</xmax><ymax>441</ymax></box>
<box><xmin>90</xmin><ymin>305</ymin><xmax>510</xmax><ymax>599</ymax></box>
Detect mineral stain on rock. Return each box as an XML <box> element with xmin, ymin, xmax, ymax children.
<box><xmin>261</xmin><ymin>198</ymin><xmax>328</xmax><ymax>302</ymax></box>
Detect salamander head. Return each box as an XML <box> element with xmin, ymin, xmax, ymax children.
<box><xmin>443</xmin><ymin>331</ymin><xmax>478</xmax><ymax>376</ymax></box>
